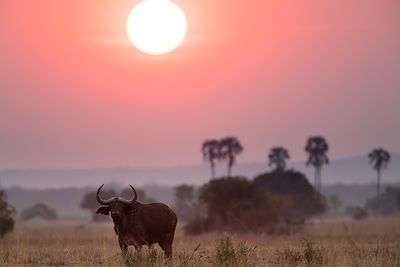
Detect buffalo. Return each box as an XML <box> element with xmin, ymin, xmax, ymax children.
<box><xmin>96</xmin><ymin>184</ymin><xmax>177</xmax><ymax>258</ymax></box>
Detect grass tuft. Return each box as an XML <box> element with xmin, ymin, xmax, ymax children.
<box><xmin>209</xmin><ymin>235</ymin><xmax>256</xmax><ymax>267</ymax></box>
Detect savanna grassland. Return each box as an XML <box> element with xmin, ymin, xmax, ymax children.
<box><xmin>1</xmin><ymin>218</ymin><xmax>400</xmax><ymax>267</ymax></box>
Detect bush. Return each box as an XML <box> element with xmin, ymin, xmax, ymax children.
<box><xmin>275</xmin><ymin>240</ymin><xmax>324</xmax><ymax>267</ymax></box>
<box><xmin>173</xmin><ymin>184</ymin><xmax>202</xmax><ymax>222</ymax></box>
<box><xmin>365</xmin><ymin>187</ymin><xmax>400</xmax><ymax>215</ymax></box>
<box><xmin>345</xmin><ymin>206</ymin><xmax>368</xmax><ymax>220</ymax></box>
<box><xmin>185</xmin><ymin>177</ymin><xmax>280</xmax><ymax>234</ymax></box>
<box><xmin>254</xmin><ymin>170</ymin><xmax>326</xmax><ymax>218</ymax></box>
<box><xmin>303</xmin><ymin>240</ymin><xmax>324</xmax><ymax>266</ymax></box>
<box><xmin>209</xmin><ymin>236</ymin><xmax>256</xmax><ymax>267</ymax></box>
<box><xmin>20</xmin><ymin>203</ymin><xmax>58</xmax><ymax>221</ymax></box>
<box><xmin>0</xmin><ymin>189</ymin><xmax>15</xmax><ymax>238</ymax></box>
<box><xmin>184</xmin><ymin>217</ymin><xmax>211</xmax><ymax>235</ymax></box>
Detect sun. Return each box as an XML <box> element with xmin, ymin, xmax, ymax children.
<box><xmin>126</xmin><ymin>0</ymin><xmax>187</xmax><ymax>55</ymax></box>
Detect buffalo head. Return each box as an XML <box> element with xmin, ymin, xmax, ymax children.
<box><xmin>96</xmin><ymin>184</ymin><xmax>137</xmax><ymax>220</ymax></box>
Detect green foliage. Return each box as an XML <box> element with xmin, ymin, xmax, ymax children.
<box><xmin>368</xmin><ymin>148</ymin><xmax>391</xmax><ymax>172</ymax></box>
<box><xmin>303</xmin><ymin>240</ymin><xmax>323</xmax><ymax>266</ymax></box>
<box><xmin>202</xmin><ymin>137</ymin><xmax>243</xmax><ymax>178</ymax></box>
<box><xmin>274</xmin><ymin>240</ymin><xmax>324</xmax><ymax>267</ymax></box>
<box><xmin>345</xmin><ymin>206</ymin><xmax>368</xmax><ymax>220</ymax></box>
<box><xmin>275</xmin><ymin>248</ymin><xmax>303</xmax><ymax>266</ymax></box>
<box><xmin>202</xmin><ymin>139</ymin><xmax>220</xmax><ymax>179</ymax></box>
<box><xmin>209</xmin><ymin>236</ymin><xmax>256</xmax><ymax>267</ymax></box>
<box><xmin>0</xmin><ymin>189</ymin><xmax>15</xmax><ymax>238</ymax></box>
<box><xmin>268</xmin><ymin>147</ymin><xmax>290</xmax><ymax>172</ymax></box>
<box><xmin>176</xmin><ymin>244</ymin><xmax>201</xmax><ymax>267</ymax></box>
<box><xmin>124</xmin><ymin>247</ymin><xmax>163</xmax><ymax>267</ymax></box>
<box><xmin>80</xmin><ymin>189</ymin><xmax>118</xmax><ymax>212</ymax></box>
<box><xmin>188</xmin><ymin>176</ymin><xmax>279</xmax><ymax>234</ymax></box>
<box><xmin>305</xmin><ymin>136</ymin><xmax>329</xmax><ymax>168</ymax></box>
<box><xmin>184</xmin><ymin>217</ymin><xmax>210</xmax><ymax>235</ymax></box>
<box><xmin>327</xmin><ymin>194</ymin><xmax>342</xmax><ymax>215</ymax></box>
<box><xmin>305</xmin><ymin>136</ymin><xmax>329</xmax><ymax>192</ymax></box>
<box><xmin>366</xmin><ymin>187</ymin><xmax>400</xmax><ymax>215</ymax></box>
<box><xmin>20</xmin><ymin>203</ymin><xmax>58</xmax><ymax>221</ymax></box>
<box><xmin>174</xmin><ymin>184</ymin><xmax>200</xmax><ymax>222</ymax></box>
<box><xmin>254</xmin><ymin>170</ymin><xmax>326</xmax><ymax>218</ymax></box>
<box><xmin>389</xmin><ymin>242</ymin><xmax>400</xmax><ymax>267</ymax></box>
<box><xmin>219</xmin><ymin>137</ymin><xmax>243</xmax><ymax>177</ymax></box>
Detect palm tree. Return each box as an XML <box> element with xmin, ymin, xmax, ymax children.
<box><xmin>268</xmin><ymin>147</ymin><xmax>290</xmax><ymax>172</ymax></box>
<box><xmin>305</xmin><ymin>136</ymin><xmax>329</xmax><ymax>192</ymax></box>
<box><xmin>202</xmin><ymin>140</ymin><xmax>220</xmax><ymax>179</ymax></box>
<box><xmin>219</xmin><ymin>137</ymin><xmax>243</xmax><ymax>177</ymax></box>
<box><xmin>368</xmin><ymin>148</ymin><xmax>391</xmax><ymax>210</ymax></box>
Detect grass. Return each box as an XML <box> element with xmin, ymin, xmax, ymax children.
<box><xmin>0</xmin><ymin>218</ymin><xmax>400</xmax><ymax>266</ymax></box>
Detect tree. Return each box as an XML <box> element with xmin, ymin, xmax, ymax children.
<box><xmin>174</xmin><ymin>184</ymin><xmax>194</xmax><ymax>205</ymax></box>
<box><xmin>305</xmin><ymin>136</ymin><xmax>329</xmax><ymax>192</ymax></box>
<box><xmin>185</xmin><ymin>177</ymin><xmax>279</xmax><ymax>234</ymax></box>
<box><xmin>327</xmin><ymin>194</ymin><xmax>342</xmax><ymax>216</ymax></box>
<box><xmin>20</xmin><ymin>203</ymin><xmax>58</xmax><ymax>222</ymax></box>
<box><xmin>268</xmin><ymin>147</ymin><xmax>290</xmax><ymax>172</ymax></box>
<box><xmin>368</xmin><ymin>148</ymin><xmax>391</xmax><ymax>212</ymax></box>
<box><xmin>254</xmin><ymin>170</ymin><xmax>326</xmax><ymax>218</ymax></box>
<box><xmin>365</xmin><ymin>186</ymin><xmax>399</xmax><ymax>215</ymax></box>
<box><xmin>120</xmin><ymin>188</ymin><xmax>156</xmax><ymax>203</ymax></box>
<box><xmin>0</xmin><ymin>188</ymin><xmax>15</xmax><ymax>238</ymax></box>
<box><xmin>80</xmin><ymin>188</ymin><xmax>117</xmax><ymax>222</ymax></box>
<box><xmin>219</xmin><ymin>137</ymin><xmax>243</xmax><ymax>177</ymax></box>
<box><xmin>344</xmin><ymin>206</ymin><xmax>368</xmax><ymax>220</ymax></box>
<box><xmin>202</xmin><ymin>140</ymin><xmax>220</xmax><ymax>179</ymax></box>
<box><xmin>173</xmin><ymin>184</ymin><xmax>198</xmax><ymax>222</ymax></box>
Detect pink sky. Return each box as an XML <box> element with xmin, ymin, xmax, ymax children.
<box><xmin>0</xmin><ymin>0</ymin><xmax>399</xmax><ymax>169</ymax></box>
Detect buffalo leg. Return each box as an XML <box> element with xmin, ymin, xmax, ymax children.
<box><xmin>134</xmin><ymin>244</ymin><xmax>142</xmax><ymax>254</ymax></box>
<box><xmin>119</xmin><ymin>238</ymin><xmax>128</xmax><ymax>255</ymax></box>
<box><xmin>161</xmin><ymin>232</ymin><xmax>175</xmax><ymax>258</ymax></box>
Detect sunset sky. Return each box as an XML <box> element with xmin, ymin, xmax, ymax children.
<box><xmin>0</xmin><ymin>0</ymin><xmax>399</xmax><ymax>169</ymax></box>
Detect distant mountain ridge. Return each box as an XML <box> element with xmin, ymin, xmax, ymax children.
<box><xmin>1</xmin><ymin>154</ymin><xmax>399</xmax><ymax>189</ymax></box>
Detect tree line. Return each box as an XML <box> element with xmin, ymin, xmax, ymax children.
<box><xmin>203</xmin><ymin>135</ymin><xmax>391</xmax><ymax>202</ymax></box>
<box><xmin>0</xmin><ymin>135</ymin><xmax>394</xmax><ymax>238</ymax></box>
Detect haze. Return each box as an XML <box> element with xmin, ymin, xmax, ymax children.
<box><xmin>0</xmin><ymin>0</ymin><xmax>399</xmax><ymax>169</ymax></box>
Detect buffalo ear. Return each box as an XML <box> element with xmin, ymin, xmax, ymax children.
<box><xmin>96</xmin><ymin>206</ymin><xmax>110</xmax><ymax>215</ymax></box>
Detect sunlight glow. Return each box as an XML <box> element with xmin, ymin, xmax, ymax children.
<box><xmin>126</xmin><ymin>0</ymin><xmax>187</xmax><ymax>55</ymax></box>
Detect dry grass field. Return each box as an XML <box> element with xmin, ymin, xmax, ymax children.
<box><xmin>1</xmin><ymin>218</ymin><xmax>400</xmax><ymax>267</ymax></box>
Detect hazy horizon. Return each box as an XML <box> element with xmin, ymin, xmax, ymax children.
<box><xmin>1</xmin><ymin>0</ymin><xmax>399</xmax><ymax>170</ymax></box>
<box><xmin>1</xmin><ymin>153</ymin><xmax>398</xmax><ymax>189</ymax></box>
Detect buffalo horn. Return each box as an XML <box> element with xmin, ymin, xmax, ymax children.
<box><xmin>119</xmin><ymin>185</ymin><xmax>137</xmax><ymax>204</ymax></box>
<box><xmin>96</xmin><ymin>184</ymin><xmax>115</xmax><ymax>205</ymax></box>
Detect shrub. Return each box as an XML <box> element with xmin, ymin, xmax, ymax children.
<box><xmin>184</xmin><ymin>217</ymin><xmax>211</xmax><ymax>235</ymax></box>
<box><xmin>209</xmin><ymin>236</ymin><xmax>255</xmax><ymax>267</ymax></box>
<box><xmin>254</xmin><ymin>170</ymin><xmax>326</xmax><ymax>218</ymax></box>
<box><xmin>365</xmin><ymin>187</ymin><xmax>400</xmax><ymax>215</ymax></box>
<box><xmin>345</xmin><ymin>206</ymin><xmax>368</xmax><ymax>220</ymax></box>
<box><xmin>274</xmin><ymin>240</ymin><xmax>324</xmax><ymax>267</ymax></box>
<box><xmin>275</xmin><ymin>248</ymin><xmax>303</xmax><ymax>266</ymax></box>
<box><xmin>20</xmin><ymin>203</ymin><xmax>58</xmax><ymax>221</ymax></box>
<box><xmin>0</xmin><ymin>189</ymin><xmax>15</xmax><ymax>238</ymax></box>
<box><xmin>186</xmin><ymin>176</ymin><xmax>279</xmax><ymax>234</ymax></box>
<box><xmin>303</xmin><ymin>240</ymin><xmax>323</xmax><ymax>266</ymax></box>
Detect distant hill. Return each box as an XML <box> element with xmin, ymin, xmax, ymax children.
<box><xmin>0</xmin><ymin>154</ymin><xmax>398</xmax><ymax>189</ymax></box>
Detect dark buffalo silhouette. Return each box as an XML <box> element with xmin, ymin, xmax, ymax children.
<box><xmin>96</xmin><ymin>184</ymin><xmax>177</xmax><ymax>258</ymax></box>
